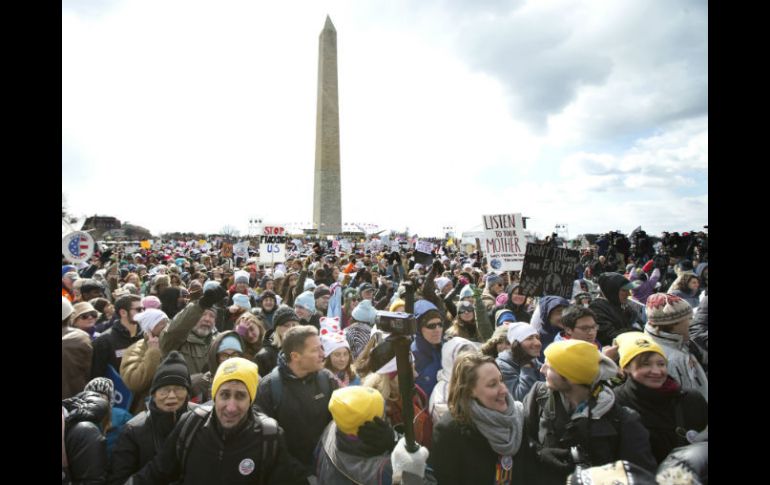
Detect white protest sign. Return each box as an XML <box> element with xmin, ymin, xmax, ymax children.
<box><xmin>259</xmin><ymin>242</ymin><xmax>286</xmax><ymax>263</ymax></box>
<box><xmin>233</xmin><ymin>242</ymin><xmax>249</xmax><ymax>259</ymax></box>
<box><xmin>481</xmin><ymin>213</ymin><xmax>527</xmax><ymax>271</ymax></box>
<box><xmin>62</xmin><ymin>231</ymin><xmax>95</xmax><ymax>264</ymax></box>
<box><xmin>415</xmin><ymin>240</ymin><xmax>433</xmax><ymax>255</ymax></box>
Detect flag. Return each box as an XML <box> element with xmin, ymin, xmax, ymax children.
<box><xmin>68</xmin><ymin>233</ymin><xmax>90</xmax><ymax>258</ymax></box>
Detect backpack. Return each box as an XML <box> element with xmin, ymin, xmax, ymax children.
<box><xmin>267</xmin><ymin>367</ymin><xmax>333</xmax><ymax>414</ymax></box>
<box><xmin>175</xmin><ymin>403</ymin><xmax>279</xmax><ymax>484</ymax></box>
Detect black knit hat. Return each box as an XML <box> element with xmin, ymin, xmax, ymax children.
<box><xmin>273</xmin><ymin>306</ymin><xmax>300</xmax><ymax>327</ymax></box>
<box><xmin>150</xmin><ymin>351</ymin><xmax>192</xmax><ymax>394</ymax></box>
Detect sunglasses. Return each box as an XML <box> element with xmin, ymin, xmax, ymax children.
<box><xmin>423</xmin><ymin>322</ymin><xmax>442</xmax><ymax>330</ymax></box>
<box><xmin>78</xmin><ymin>312</ymin><xmax>98</xmax><ymax>320</ymax></box>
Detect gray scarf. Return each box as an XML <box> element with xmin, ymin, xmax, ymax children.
<box><xmin>469</xmin><ymin>393</ymin><xmax>524</xmax><ymax>457</ymax></box>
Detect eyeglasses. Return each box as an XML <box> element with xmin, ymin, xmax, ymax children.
<box><xmin>130</xmin><ymin>306</ymin><xmax>145</xmax><ymax>312</ymax></box>
<box><xmin>218</xmin><ymin>352</ymin><xmax>242</xmax><ymax>360</ymax></box>
<box><xmin>575</xmin><ymin>326</ymin><xmax>598</xmax><ymax>332</ymax></box>
<box><xmin>78</xmin><ymin>312</ymin><xmax>98</xmax><ymax>320</ymax></box>
<box><xmin>156</xmin><ymin>386</ymin><xmax>188</xmax><ymax>398</ymax></box>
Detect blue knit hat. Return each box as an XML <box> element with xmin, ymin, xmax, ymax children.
<box><xmin>294</xmin><ymin>290</ymin><xmax>316</xmax><ymax>313</ymax></box>
<box><xmin>62</xmin><ymin>265</ymin><xmax>77</xmax><ymax>277</ymax></box>
<box><xmin>351</xmin><ymin>299</ymin><xmax>377</xmax><ymax>324</ymax></box>
<box><xmin>203</xmin><ymin>280</ymin><xmax>221</xmax><ymax>292</ymax></box>
<box><xmin>218</xmin><ymin>335</ymin><xmax>244</xmax><ymax>354</ymax></box>
<box><xmin>232</xmin><ymin>293</ymin><xmax>251</xmax><ymax>310</ymax></box>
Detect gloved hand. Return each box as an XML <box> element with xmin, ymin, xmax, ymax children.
<box><xmin>391</xmin><ymin>437</ymin><xmax>429</xmax><ymax>483</ymax></box>
<box><xmin>199</xmin><ymin>285</ymin><xmax>227</xmax><ymax>309</ymax></box>
<box><xmin>98</xmin><ymin>249</ymin><xmax>113</xmax><ymax>265</ymax></box>
<box><xmin>537</xmin><ymin>447</ymin><xmax>573</xmax><ymax>472</ymax></box>
<box><xmin>357</xmin><ymin>417</ymin><xmax>397</xmax><ymax>454</ymax></box>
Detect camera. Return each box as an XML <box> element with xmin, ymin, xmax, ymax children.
<box><xmin>375</xmin><ymin>311</ymin><xmax>417</xmax><ymax>336</ymax></box>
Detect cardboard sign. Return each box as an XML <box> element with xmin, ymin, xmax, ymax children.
<box><xmin>221</xmin><ymin>243</ymin><xmax>234</xmax><ymax>258</ymax></box>
<box><xmin>482</xmin><ymin>213</ymin><xmax>527</xmax><ymax>271</ymax></box>
<box><xmin>518</xmin><ymin>244</ymin><xmax>580</xmax><ymax>298</ymax></box>
<box><xmin>259</xmin><ymin>242</ymin><xmax>286</xmax><ymax>263</ymax></box>
<box><xmin>62</xmin><ymin>231</ymin><xmax>95</xmax><ymax>264</ymax></box>
<box><xmin>415</xmin><ymin>240</ymin><xmax>433</xmax><ymax>255</ymax></box>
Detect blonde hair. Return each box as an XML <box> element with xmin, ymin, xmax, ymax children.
<box><xmin>447</xmin><ymin>352</ymin><xmax>498</xmax><ymax>425</ymax></box>
<box><xmin>362</xmin><ymin>372</ymin><xmax>399</xmax><ymax>401</ymax></box>
<box><xmin>236</xmin><ymin>313</ymin><xmax>266</xmax><ymax>342</ymax></box>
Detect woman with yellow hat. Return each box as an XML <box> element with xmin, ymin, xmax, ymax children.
<box><xmin>612</xmin><ymin>332</ymin><xmax>707</xmax><ymax>464</ymax></box>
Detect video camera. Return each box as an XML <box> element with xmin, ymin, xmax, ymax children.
<box><xmin>374</xmin><ymin>311</ymin><xmax>417</xmax><ymax>336</ymax></box>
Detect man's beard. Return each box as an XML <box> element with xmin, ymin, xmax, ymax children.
<box><xmin>192</xmin><ymin>327</ymin><xmax>212</xmax><ymax>338</ymax></box>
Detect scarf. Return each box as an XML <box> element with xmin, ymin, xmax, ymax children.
<box><xmin>469</xmin><ymin>393</ymin><xmax>523</xmax><ymax>457</ymax></box>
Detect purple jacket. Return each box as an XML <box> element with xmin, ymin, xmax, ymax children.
<box><xmin>630</xmin><ymin>268</ymin><xmax>661</xmax><ymax>304</ymax></box>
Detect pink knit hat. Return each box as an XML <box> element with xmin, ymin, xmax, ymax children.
<box><xmin>141</xmin><ymin>295</ymin><xmax>162</xmax><ymax>310</ymax></box>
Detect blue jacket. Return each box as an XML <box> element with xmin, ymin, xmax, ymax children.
<box><xmin>411</xmin><ymin>333</ymin><xmax>442</xmax><ymax>397</ymax></box>
<box><xmin>495</xmin><ymin>350</ymin><xmax>544</xmax><ymax>401</ymax></box>
<box><xmin>536</xmin><ymin>296</ymin><xmax>570</xmax><ymax>360</ymax></box>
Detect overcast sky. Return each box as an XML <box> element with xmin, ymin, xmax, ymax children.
<box><xmin>62</xmin><ymin>0</ymin><xmax>707</xmax><ymax>239</ymax></box>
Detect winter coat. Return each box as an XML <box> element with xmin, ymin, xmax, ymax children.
<box><xmin>253</xmin><ymin>353</ymin><xmax>339</xmax><ymax>474</ymax></box>
<box><xmin>131</xmin><ymin>406</ymin><xmax>307</xmax><ymax>485</ymax></box>
<box><xmin>108</xmin><ymin>401</ymin><xmax>195</xmax><ymax>485</ymax></box>
<box><xmin>690</xmin><ymin>295</ymin><xmax>708</xmax><ymax>352</ymax></box>
<box><xmin>590</xmin><ymin>274</ymin><xmax>642</xmax><ymax>346</ymax></box>
<box><xmin>480</xmin><ymin>286</ymin><xmax>498</xmax><ymax>312</ymax></box>
<box><xmin>629</xmin><ymin>268</ymin><xmax>661</xmax><ymax>304</ymax></box>
<box><xmin>314</xmin><ymin>421</ymin><xmax>394</xmax><ymax>485</ymax></box>
<box><xmin>120</xmin><ymin>337</ymin><xmax>163</xmax><ymax>415</ymax></box>
<box><xmin>255</xmin><ymin>331</ymin><xmax>280</xmax><ymax>377</ymax></box>
<box><xmin>91</xmin><ymin>321</ymin><xmax>144</xmax><ymax>379</ymax></box>
<box><xmin>190</xmin><ymin>331</ymin><xmax>246</xmax><ymax>403</ymax></box>
<box><xmin>644</xmin><ymin>324</ymin><xmax>708</xmax><ymax>402</ymax></box>
<box><xmin>530</xmin><ymin>296</ymin><xmax>570</xmax><ymax>359</ymax></box>
<box><xmin>159</xmin><ymin>302</ymin><xmax>216</xmax><ymax>375</ymax></box>
<box><xmin>613</xmin><ymin>376</ymin><xmax>708</xmax><ymax>464</ymax></box>
<box><xmin>521</xmin><ymin>381</ymin><xmax>657</xmax><ymax>485</ymax></box>
<box><xmin>411</xmin><ymin>333</ymin><xmax>442</xmax><ymax>397</ymax></box>
<box><xmin>63</xmin><ymin>391</ymin><xmax>109</xmax><ymax>485</ymax></box>
<box><xmin>429</xmin><ymin>412</ymin><xmax>525</xmax><ymax>485</ymax></box>
<box><xmin>495</xmin><ymin>350</ymin><xmax>544</xmax><ymax>401</ymax></box>
<box><xmin>429</xmin><ymin>337</ymin><xmax>480</xmax><ymax>424</ymax></box>
<box><xmin>63</xmin><ymin>326</ymin><xmax>93</xmax><ymax>400</ymax></box>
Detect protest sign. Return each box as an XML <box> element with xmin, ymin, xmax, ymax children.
<box><xmin>233</xmin><ymin>242</ymin><xmax>249</xmax><ymax>259</ymax></box>
<box><xmin>263</xmin><ymin>225</ymin><xmax>285</xmax><ymax>237</ymax></box>
<box><xmin>259</xmin><ymin>241</ymin><xmax>286</xmax><ymax>263</ymax></box>
<box><xmin>415</xmin><ymin>240</ymin><xmax>433</xmax><ymax>254</ymax></box>
<box><xmin>140</xmin><ymin>240</ymin><xmax>151</xmax><ymax>250</ymax></box>
<box><xmin>482</xmin><ymin>213</ymin><xmax>527</xmax><ymax>271</ymax></box>
<box><xmin>518</xmin><ymin>244</ymin><xmax>580</xmax><ymax>298</ymax></box>
<box><xmin>62</xmin><ymin>231</ymin><xmax>95</xmax><ymax>264</ymax></box>
<box><xmin>221</xmin><ymin>243</ymin><xmax>233</xmax><ymax>258</ymax></box>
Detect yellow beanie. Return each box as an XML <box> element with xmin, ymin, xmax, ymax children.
<box><xmin>614</xmin><ymin>332</ymin><xmax>667</xmax><ymax>370</ymax></box>
<box><xmin>212</xmin><ymin>357</ymin><xmax>259</xmax><ymax>403</ymax></box>
<box><xmin>544</xmin><ymin>340</ymin><xmax>600</xmax><ymax>385</ymax></box>
<box><xmin>328</xmin><ymin>386</ymin><xmax>384</xmax><ymax>435</ymax></box>
<box><xmin>389</xmin><ymin>299</ymin><xmax>406</xmax><ymax>312</ymax></box>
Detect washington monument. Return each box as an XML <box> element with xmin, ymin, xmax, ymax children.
<box><xmin>313</xmin><ymin>16</ymin><xmax>342</xmax><ymax>235</ymax></box>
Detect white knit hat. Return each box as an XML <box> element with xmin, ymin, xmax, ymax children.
<box><xmin>136</xmin><ymin>309</ymin><xmax>169</xmax><ymax>334</ymax></box>
<box><xmin>507</xmin><ymin>322</ymin><xmax>538</xmax><ymax>344</ymax></box>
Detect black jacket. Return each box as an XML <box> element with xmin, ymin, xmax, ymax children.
<box><xmin>91</xmin><ymin>321</ymin><xmax>144</xmax><ymax>379</ymax></box>
<box><xmin>613</xmin><ymin>377</ymin><xmax>708</xmax><ymax>464</ymax></box>
<box><xmin>690</xmin><ymin>295</ymin><xmax>708</xmax><ymax>352</ymax></box>
<box><xmin>521</xmin><ymin>382</ymin><xmax>656</xmax><ymax>485</ymax></box>
<box><xmin>255</xmin><ymin>333</ymin><xmax>280</xmax><ymax>378</ymax></box>
<box><xmin>109</xmin><ymin>401</ymin><xmax>194</xmax><ymax>485</ymax></box>
<box><xmin>131</xmin><ymin>407</ymin><xmax>306</xmax><ymax>484</ymax></box>
<box><xmin>63</xmin><ymin>391</ymin><xmax>109</xmax><ymax>485</ymax></box>
<box><xmin>428</xmin><ymin>413</ymin><xmax>526</xmax><ymax>485</ymax></box>
<box><xmin>253</xmin><ymin>354</ymin><xmax>338</xmax><ymax>474</ymax></box>
<box><xmin>590</xmin><ymin>274</ymin><xmax>640</xmax><ymax>346</ymax></box>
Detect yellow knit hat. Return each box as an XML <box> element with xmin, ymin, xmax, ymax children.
<box><xmin>544</xmin><ymin>340</ymin><xmax>600</xmax><ymax>385</ymax></box>
<box><xmin>389</xmin><ymin>299</ymin><xmax>406</xmax><ymax>312</ymax></box>
<box><xmin>614</xmin><ymin>332</ymin><xmax>667</xmax><ymax>370</ymax></box>
<box><xmin>328</xmin><ymin>386</ymin><xmax>384</xmax><ymax>435</ymax></box>
<box><xmin>212</xmin><ymin>357</ymin><xmax>260</xmax><ymax>403</ymax></box>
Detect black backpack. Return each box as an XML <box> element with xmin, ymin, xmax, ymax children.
<box><xmin>175</xmin><ymin>404</ymin><xmax>279</xmax><ymax>484</ymax></box>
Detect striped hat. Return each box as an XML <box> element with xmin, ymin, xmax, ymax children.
<box><xmin>645</xmin><ymin>293</ymin><xmax>692</xmax><ymax>326</ymax></box>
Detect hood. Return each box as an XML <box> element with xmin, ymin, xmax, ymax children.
<box><xmin>62</xmin><ymin>391</ymin><xmax>109</xmax><ymax>428</ymax></box>
<box><xmin>206</xmin><ymin>330</ymin><xmax>246</xmax><ymax>375</ymax></box>
<box><xmin>695</xmin><ymin>262</ymin><xmax>708</xmax><ymax>278</ymax></box>
<box><xmin>597</xmin><ymin>273</ymin><xmax>629</xmax><ymax>306</ymax></box>
<box><xmin>594</xmin><ymin>354</ymin><xmax>620</xmax><ymax>385</ymax></box>
<box><xmin>538</xmin><ymin>296</ymin><xmax>569</xmax><ymax>332</ymax></box>
<box><xmin>437</xmin><ymin>337</ymin><xmax>478</xmax><ymax>383</ymax></box>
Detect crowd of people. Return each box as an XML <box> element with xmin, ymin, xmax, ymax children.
<box><xmin>62</xmin><ymin>229</ymin><xmax>708</xmax><ymax>484</ymax></box>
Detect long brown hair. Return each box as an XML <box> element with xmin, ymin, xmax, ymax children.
<box><xmin>447</xmin><ymin>353</ymin><xmax>498</xmax><ymax>425</ymax></box>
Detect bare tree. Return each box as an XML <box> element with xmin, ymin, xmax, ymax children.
<box><xmin>220</xmin><ymin>225</ymin><xmax>240</xmax><ymax>238</ymax></box>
